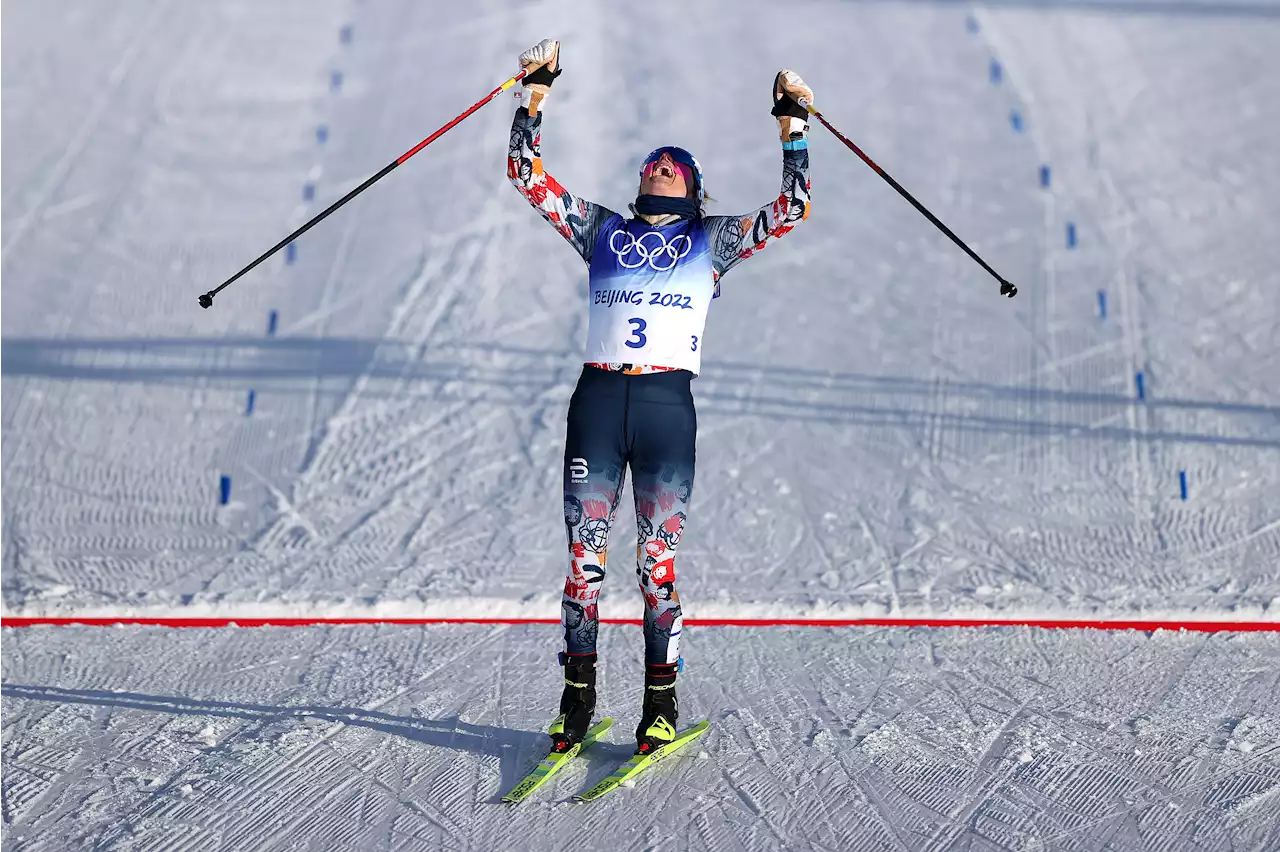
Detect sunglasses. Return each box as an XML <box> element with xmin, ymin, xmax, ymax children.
<box><xmin>641</xmin><ymin>156</ymin><xmax>694</xmax><ymax>185</ymax></box>
<box><xmin>641</xmin><ymin>146</ymin><xmax>698</xmax><ymax>180</ymax></box>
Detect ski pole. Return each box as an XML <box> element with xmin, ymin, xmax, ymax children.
<box><xmin>199</xmin><ymin>70</ymin><xmax>528</xmax><ymax>309</ymax></box>
<box><xmin>798</xmin><ymin>99</ymin><xmax>1017</xmax><ymax>299</ymax></box>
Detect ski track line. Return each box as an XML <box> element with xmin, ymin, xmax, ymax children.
<box><xmin>925</xmin><ymin>702</ymin><xmax>1031</xmax><ymax>850</ymax></box>
<box><xmin>743</xmin><ymin>631</ymin><xmax>846</xmax><ymax>844</ymax></box>
<box><xmin>286</xmin><ymin>0</ymin><xmax>433</xmax><ymax>501</ymax></box>
<box><xmin>974</xmin><ymin>8</ymin><xmax>1068</xmax><ymax>559</ymax></box>
<box><xmin>977</xmin><ymin>16</ymin><xmax>1251</xmax><ymax>612</ymax></box>
<box><xmin>1013</xmin><ymin>339</ymin><xmax>1123</xmax><ymax>386</ymax></box>
<box><xmin>800</xmin><ymin>640</ymin><xmax>917</xmax><ymax>851</ymax></box>
<box><xmin>83</xmin><ymin>634</ymin><xmax>335</xmax><ymax>847</ymax></box>
<box><xmin>941</xmin><ymin>698</ymin><xmax>1130</xmax><ymax>844</ymax></box>
<box><xmin>353</xmin><ymin>412</ymin><xmax>512</xmax><ymax>560</ymax></box>
<box><xmin>7</xmin><ymin>705</ymin><xmax>112</xmax><ymax>832</ymax></box>
<box><xmin>245</xmin><ymin>395</ymin><xmax>477</xmax><ymax>587</ymax></box>
<box><xmin>1193</xmin><ymin>515</ymin><xmax>1280</xmax><ymax>560</ymax></box>
<box><xmin>852</xmin><ymin>504</ymin><xmax>901</xmax><ymax>617</ymax></box>
<box><xmin>692</xmin><ymin>633</ymin><xmax>811</xmax><ymax>845</ymax></box>
<box><xmin>0</xmin><ymin>0</ymin><xmax>175</xmax><ymax>261</ymax></box>
<box><xmin>295</xmin><ymin>184</ymin><xmax>375</xmax><ymax>478</ymax></box>
<box><xmin>713</xmin><ymin>765</ymin><xmax>795</xmax><ymax>849</ymax></box>
<box><xmin>726</xmin><ymin>703</ymin><xmax>839</xmax><ymax>847</ymax></box>
<box><xmin>851</xmin><ymin>774</ymin><xmax>916</xmax><ymax>852</ymax></box>
<box><xmin>97</xmin><ymin>626</ymin><xmax>508</xmax><ymax>849</ymax></box>
<box><xmin>845</xmin><ymin>694</ymin><xmax>977</xmax><ymax>843</ymax></box>
<box><xmin>1</xmin><ymin>13</ymin><xmax>188</xmax><ymax>521</ymax></box>
<box><xmin>320</xmin><ymin>733</ymin><xmax>464</xmax><ymax>847</ymax></box>
<box><xmin>243</xmin><ymin>463</ymin><xmax>322</xmax><ymax>542</ymax></box>
<box><xmin>2</xmin><ymin>30</ymin><xmax>239</xmax><ymax>606</ymax></box>
<box><xmin>1094</xmin><ymin>132</ymin><xmax>1268</xmax><ymax>588</ymax></box>
<box><xmin>328</xmin><ymin>408</ymin><xmax>507</xmax><ymax>549</ymax></box>
<box><xmin>341</xmin><ymin>152</ymin><xmax>523</xmax><ymax>421</ymax></box>
<box><xmin>1046</xmin><ymin>743</ymin><xmax>1280</xmax><ymax>848</ymax></box>
<box><xmin>805</xmin><ymin>736</ymin><xmax>880</xmax><ymax>850</ymax></box>
<box><xmin>255</xmin><ymin>176</ymin><xmax>520</xmax><ymax>577</ymax></box>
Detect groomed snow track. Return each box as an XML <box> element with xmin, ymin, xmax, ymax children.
<box><xmin>3</xmin><ymin>0</ymin><xmax>1278</xmax><ymax>849</ymax></box>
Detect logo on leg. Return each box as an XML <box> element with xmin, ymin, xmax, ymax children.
<box><xmin>569</xmin><ymin>457</ymin><xmax>589</xmax><ymax>483</ymax></box>
<box><xmin>657</xmin><ymin>513</ymin><xmax>685</xmax><ymax>549</ymax></box>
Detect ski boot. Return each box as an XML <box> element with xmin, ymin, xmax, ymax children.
<box><xmin>549</xmin><ymin>651</ymin><xmax>597</xmax><ymax>753</ymax></box>
<box><xmin>634</xmin><ymin>661</ymin><xmax>679</xmax><ymax>755</ymax></box>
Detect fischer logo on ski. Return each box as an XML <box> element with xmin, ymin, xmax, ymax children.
<box><xmin>501</xmin><ymin>717</ymin><xmax>614</xmax><ymax>804</ymax></box>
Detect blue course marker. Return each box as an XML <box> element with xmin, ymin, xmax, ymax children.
<box><xmin>1179</xmin><ymin>470</ymin><xmax>1189</xmax><ymax>501</ymax></box>
<box><xmin>286</xmin><ymin>242</ymin><xmax>297</xmax><ymax>265</ymax></box>
<box><xmin>1066</xmin><ymin>222</ymin><xmax>1077</xmax><ymax>248</ymax></box>
<box><xmin>317</xmin><ymin>124</ymin><xmax>329</xmax><ymax>144</ymax></box>
<box><xmin>966</xmin><ymin>15</ymin><xmax>980</xmax><ymax>33</ymax></box>
<box><xmin>331</xmin><ymin>70</ymin><xmax>343</xmax><ymax>92</ymax></box>
<box><xmin>267</xmin><ymin>310</ymin><xmax>279</xmax><ymax>336</ymax></box>
<box><xmin>1135</xmin><ymin>371</ymin><xmax>1146</xmax><ymax>401</ymax></box>
<box><xmin>1010</xmin><ymin>110</ymin><xmax>1023</xmax><ymax>132</ymax></box>
<box><xmin>245</xmin><ymin>390</ymin><xmax>256</xmax><ymax>416</ymax></box>
<box><xmin>990</xmin><ymin>59</ymin><xmax>1002</xmax><ymax>84</ymax></box>
<box><xmin>1040</xmin><ymin>165</ymin><xmax>1051</xmax><ymax>188</ymax></box>
<box><xmin>340</xmin><ymin>25</ymin><xmax>353</xmax><ymax>44</ymax></box>
<box><xmin>303</xmin><ymin>182</ymin><xmax>315</xmax><ymax>201</ymax></box>
<box><xmin>1097</xmin><ymin>289</ymin><xmax>1107</xmax><ymax>319</ymax></box>
<box><xmin>219</xmin><ymin>475</ymin><xmax>232</xmax><ymax>505</ymax></box>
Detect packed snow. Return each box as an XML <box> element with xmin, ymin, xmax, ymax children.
<box><xmin>3</xmin><ymin>0</ymin><xmax>1278</xmax><ymax>848</ymax></box>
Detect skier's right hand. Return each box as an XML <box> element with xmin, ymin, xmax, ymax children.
<box><xmin>519</xmin><ymin>39</ymin><xmax>561</xmax><ymax>113</ymax></box>
<box><xmin>771</xmin><ymin>69</ymin><xmax>813</xmax><ymax>142</ymax></box>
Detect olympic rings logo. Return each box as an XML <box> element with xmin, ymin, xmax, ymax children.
<box><xmin>608</xmin><ymin>229</ymin><xmax>692</xmax><ymax>271</ymax></box>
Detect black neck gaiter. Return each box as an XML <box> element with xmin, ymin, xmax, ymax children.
<box><xmin>634</xmin><ymin>194</ymin><xmax>697</xmax><ymax>218</ymax></box>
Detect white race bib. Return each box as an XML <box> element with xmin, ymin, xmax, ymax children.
<box><xmin>584</xmin><ymin>217</ymin><xmax>715</xmax><ymax>374</ymax></box>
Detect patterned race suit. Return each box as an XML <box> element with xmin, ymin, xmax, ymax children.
<box><xmin>509</xmin><ymin>104</ymin><xmax>811</xmax><ymax>664</ymax></box>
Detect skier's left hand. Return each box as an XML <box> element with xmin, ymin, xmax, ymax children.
<box><xmin>771</xmin><ymin>69</ymin><xmax>813</xmax><ymax>142</ymax></box>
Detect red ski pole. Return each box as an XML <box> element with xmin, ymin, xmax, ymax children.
<box><xmin>799</xmin><ymin>99</ymin><xmax>1018</xmax><ymax>298</ymax></box>
<box><xmin>199</xmin><ymin>70</ymin><xmax>528</xmax><ymax>309</ymax></box>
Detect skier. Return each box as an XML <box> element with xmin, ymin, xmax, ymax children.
<box><xmin>508</xmin><ymin>39</ymin><xmax>814</xmax><ymax>756</ymax></box>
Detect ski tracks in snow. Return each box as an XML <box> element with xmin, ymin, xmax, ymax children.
<box><xmin>4</xmin><ymin>622</ymin><xmax>1279</xmax><ymax>850</ymax></box>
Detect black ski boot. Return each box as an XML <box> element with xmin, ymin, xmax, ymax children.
<box><xmin>634</xmin><ymin>661</ymin><xmax>679</xmax><ymax>755</ymax></box>
<box><xmin>549</xmin><ymin>652</ymin><xmax>597</xmax><ymax>752</ymax></box>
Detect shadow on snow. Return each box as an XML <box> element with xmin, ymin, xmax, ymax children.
<box><xmin>3</xmin><ymin>336</ymin><xmax>1277</xmax><ymax>449</ymax></box>
<box><xmin>0</xmin><ymin>682</ymin><xmax>562</xmax><ymax>803</ymax></box>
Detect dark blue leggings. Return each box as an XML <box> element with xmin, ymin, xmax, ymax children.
<box><xmin>560</xmin><ymin>366</ymin><xmax>695</xmax><ymax>665</ymax></box>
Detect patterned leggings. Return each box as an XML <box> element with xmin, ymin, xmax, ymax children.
<box><xmin>561</xmin><ymin>366</ymin><xmax>695</xmax><ymax>665</ymax></box>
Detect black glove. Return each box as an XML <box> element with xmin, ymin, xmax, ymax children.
<box><xmin>523</xmin><ymin>62</ymin><xmax>562</xmax><ymax>89</ymax></box>
<box><xmin>770</xmin><ymin>70</ymin><xmax>812</xmax><ymax>141</ymax></box>
<box><xmin>519</xmin><ymin>39</ymin><xmax>562</xmax><ymax>93</ymax></box>
<box><xmin>770</xmin><ymin>70</ymin><xmax>810</xmax><ymax>120</ymax></box>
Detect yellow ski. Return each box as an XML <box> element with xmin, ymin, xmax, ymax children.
<box><xmin>500</xmin><ymin>718</ymin><xmax>614</xmax><ymax>804</ymax></box>
<box><xmin>573</xmin><ymin>721</ymin><xmax>710</xmax><ymax>802</ymax></box>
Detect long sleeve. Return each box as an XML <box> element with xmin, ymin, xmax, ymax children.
<box><xmin>703</xmin><ymin>140</ymin><xmax>811</xmax><ymax>289</ymax></box>
<box><xmin>507</xmin><ymin>106</ymin><xmax>618</xmax><ymax>264</ymax></box>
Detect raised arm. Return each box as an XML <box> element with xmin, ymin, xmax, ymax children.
<box><xmin>704</xmin><ymin>70</ymin><xmax>814</xmax><ymax>287</ymax></box>
<box><xmin>507</xmin><ymin>39</ymin><xmax>617</xmax><ymax>264</ymax></box>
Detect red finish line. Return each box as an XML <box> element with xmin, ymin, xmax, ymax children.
<box><xmin>1</xmin><ymin>616</ymin><xmax>1276</xmax><ymax>632</ymax></box>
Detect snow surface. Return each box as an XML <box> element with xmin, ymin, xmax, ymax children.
<box><xmin>2</xmin><ymin>0</ymin><xmax>1279</xmax><ymax>848</ymax></box>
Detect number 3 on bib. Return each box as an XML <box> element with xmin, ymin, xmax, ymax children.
<box><xmin>626</xmin><ymin>318</ymin><xmax>647</xmax><ymax>349</ymax></box>
<box><xmin>690</xmin><ymin>335</ymin><xmax>698</xmax><ymax>352</ymax></box>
